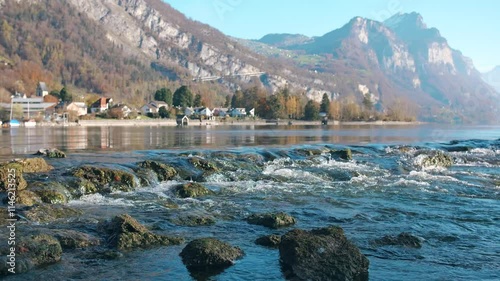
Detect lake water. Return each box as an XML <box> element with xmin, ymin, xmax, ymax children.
<box><xmin>1</xmin><ymin>124</ymin><xmax>499</xmax><ymax>281</ymax></box>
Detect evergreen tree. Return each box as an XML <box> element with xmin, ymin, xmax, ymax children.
<box><xmin>59</xmin><ymin>87</ymin><xmax>72</xmax><ymax>102</ymax></box>
<box><xmin>193</xmin><ymin>94</ymin><xmax>202</xmax><ymax>107</ymax></box>
<box><xmin>224</xmin><ymin>94</ymin><xmax>231</xmax><ymax>108</ymax></box>
<box><xmin>304</xmin><ymin>100</ymin><xmax>319</xmax><ymax>120</ymax></box>
<box><xmin>173</xmin><ymin>86</ymin><xmax>193</xmax><ymax>108</ymax></box>
<box><xmin>154</xmin><ymin>88</ymin><xmax>173</xmax><ymax>105</ymax></box>
<box><xmin>158</xmin><ymin>106</ymin><xmax>169</xmax><ymax>118</ymax></box>
<box><xmin>320</xmin><ymin>93</ymin><xmax>330</xmax><ymax>114</ymax></box>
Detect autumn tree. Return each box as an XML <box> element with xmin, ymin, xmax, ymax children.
<box><xmin>173</xmin><ymin>86</ymin><xmax>193</xmax><ymax>108</ymax></box>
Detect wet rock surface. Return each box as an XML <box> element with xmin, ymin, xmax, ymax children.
<box><xmin>72</xmin><ymin>166</ymin><xmax>137</xmax><ymax>193</ymax></box>
<box><xmin>246</xmin><ymin>212</ymin><xmax>296</xmax><ymax>229</ymax></box>
<box><xmin>35</xmin><ymin>148</ymin><xmax>67</xmax><ymax>158</ymax></box>
<box><xmin>180</xmin><ymin>238</ymin><xmax>244</xmax><ymax>271</ymax></box>
<box><xmin>20</xmin><ymin>204</ymin><xmax>83</xmax><ymax>223</ymax></box>
<box><xmin>99</xmin><ymin>214</ymin><xmax>183</xmax><ymax>250</ymax></box>
<box><xmin>279</xmin><ymin>226</ymin><xmax>369</xmax><ymax>281</ymax></box>
<box><xmin>136</xmin><ymin>160</ymin><xmax>177</xmax><ymax>182</ymax></box>
<box><xmin>255</xmin><ymin>234</ymin><xmax>281</xmax><ymax>248</ymax></box>
<box><xmin>0</xmin><ymin>162</ymin><xmax>27</xmax><ymax>191</ymax></box>
<box><xmin>172</xmin><ymin>182</ymin><xmax>215</xmax><ymax>198</ymax></box>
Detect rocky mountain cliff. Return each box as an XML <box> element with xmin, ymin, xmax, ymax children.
<box><xmin>241</xmin><ymin>12</ymin><xmax>500</xmax><ymax>123</ymax></box>
<box><xmin>483</xmin><ymin>66</ymin><xmax>500</xmax><ymax>93</ymax></box>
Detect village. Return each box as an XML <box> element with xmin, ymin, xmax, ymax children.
<box><xmin>0</xmin><ymin>82</ymin><xmax>258</xmax><ymax>127</ymax></box>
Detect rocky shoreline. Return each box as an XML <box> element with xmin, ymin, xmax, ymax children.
<box><xmin>0</xmin><ymin>143</ymin><xmax>461</xmax><ymax>280</ymax></box>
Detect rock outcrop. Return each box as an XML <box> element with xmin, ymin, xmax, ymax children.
<box><xmin>172</xmin><ymin>182</ymin><xmax>214</xmax><ymax>198</ymax></box>
<box><xmin>180</xmin><ymin>238</ymin><xmax>244</xmax><ymax>270</ymax></box>
<box><xmin>246</xmin><ymin>212</ymin><xmax>296</xmax><ymax>229</ymax></box>
<box><xmin>279</xmin><ymin>226</ymin><xmax>369</xmax><ymax>281</ymax></box>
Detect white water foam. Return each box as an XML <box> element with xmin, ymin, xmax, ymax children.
<box><xmin>69</xmin><ymin>193</ymin><xmax>134</xmax><ymax>206</ymax></box>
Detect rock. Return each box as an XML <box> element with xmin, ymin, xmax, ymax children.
<box><xmin>29</xmin><ymin>181</ymin><xmax>73</xmax><ymax>204</ymax></box>
<box><xmin>246</xmin><ymin>212</ymin><xmax>296</xmax><ymax>229</ymax></box>
<box><xmin>21</xmin><ymin>204</ymin><xmax>83</xmax><ymax>223</ymax></box>
<box><xmin>295</xmin><ymin>148</ymin><xmax>327</xmax><ymax>156</ymax></box>
<box><xmin>0</xmin><ymin>162</ymin><xmax>27</xmax><ymax>192</ymax></box>
<box><xmin>99</xmin><ymin>214</ymin><xmax>183</xmax><ymax>250</ymax></box>
<box><xmin>172</xmin><ymin>182</ymin><xmax>215</xmax><ymax>198</ymax></box>
<box><xmin>48</xmin><ymin>229</ymin><xmax>100</xmax><ymax>249</ymax></box>
<box><xmin>72</xmin><ymin>166</ymin><xmax>137</xmax><ymax>192</ymax></box>
<box><xmin>255</xmin><ymin>234</ymin><xmax>281</xmax><ymax>248</ymax></box>
<box><xmin>16</xmin><ymin>190</ymin><xmax>41</xmax><ymax>206</ymax></box>
<box><xmin>330</xmin><ymin>148</ymin><xmax>353</xmax><ymax>161</ymax></box>
<box><xmin>189</xmin><ymin>157</ymin><xmax>220</xmax><ymax>172</ymax></box>
<box><xmin>81</xmin><ymin>249</ymin><xmax>124</xmax><ymax>260</ymax></box>
<box><xmin>180</xmin><ymin>238</ymin><xmax>244</xmax><ymax>269</ymax></box>
<box><xmin>0</xmin><ymin>234</ymin><xmax>62</xmax><ymax>276</ymax></box>
<box><xmin>279</xmin><ymin>226</ymin><xmax>369</xmax><ymax>281</ymax></box>
<box><xmin>419</xmin><ymin>151</ymin><xmax>453</xmax><ymax>168</ymax></box>
<box><xmin>12</xmin><ymin>158</ymin><xmax>53</xmax><ymax>173</ymax></box>
<box><xmin>35</xmin><ymin>148</ymin><xmax>66</xmax><ymax>158</ymax></box>
<box><xmin>173</xmin><ymin>215</ymin><xmax>216</xmax><ymax>226</ymax></box>
<box><xmin>67</xmin><ymin>178</ymin><xmax>98</xmax><ymax>197</ymax></box>
<box><xmin>137</xmin><ymin>160</ymin><xmax>177</xmax><ymax>182</ymax></box>
<box><xmin>374</xmin><ymin>232</ymin><xmax>422</xmax><ymax>248</ymax></box>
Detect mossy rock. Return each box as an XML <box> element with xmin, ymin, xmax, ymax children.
<box><xmin>12</xmin><ymin>158</ymin><xmax>53</xmax><ymax>173</ymax></box>
<box><xmin>420</xmin><ymin>151</ymin><xmax>453</xmax><ymax>168</ymax></box>
<box><xmin>137</xmin><ymin>160</ymin><xmax>177</xmax><ymax>182</ymax></box>
<box><xmin>0</xmin><ymin>162</ymin><xmax>27</xmax><ymax>192</ymax></box>
<box><xmin>29</xmin><ymin>181</ymin><xmax>72</xmax><ymax>204</ymax></box>
<box><xmin>180</xmin><ymin>238</ymin><xmax>244</xmax><ymax>269</ymax></box>
<box><xmin>172</xmin><ymin>182</ymin><xmax>215</xmax><ymax>198</ymax></box>
<box><xmin>16</xmin><ymin>190</ymin><xmax>42</xmax><ymax>206</ymax></box>
<box><xmin>100</xmin><ymin>214</ymin><xmax>184</xmax><ymax>250</ymax></box>
<box><xmin>47</xmin><ymin>229</ymin><xmax>101</xmax><ymax>249</ymax></box>
<box><xmin>189</xmin><ymin>157</ymin><xmax>221</xmax><ymax>172</ymax></box>
<box><xmin>255</xmin><ymin>234</ymin><xmax>281</xmax><ymax>248</ymax></box>
<box><xmin>295</xmin><ymin>148</ymin><xmax>328</xmax><ymax>156</ymax></box>
<box><xmin>172</xmin><ymin>215</ymin><xmax>216</xmax><ymax>227</ymax></box>
<box><xmin>72</xmin><ymin>166</ymin><xmax>137</xmax><ymax>192</ymax></box>
<box><xmin>329</xmin><ymin>148</ymin><xmax>352</xmax><ymax>161</ymax></box>
<box><xmin>246</xmin><ymin>212</ymin><xmax>296</xmax><ymax>229</ymax></box>
<box><xmin>67</xmin><ymin>178</ymin><xmax>98</xmax><ymax>197</ymax></box>
<box><xmin>35</xmin><ymin>148</ymin><xmax>66</xmax><ymax>158</ymax></box>
<box><xmin>21</xmin><ymin>204</ymin><xmax>83</xmax><ymax>223</ymax></box>
<box><xmin>0</xmin><ymin>234</ymin><xmax>62</xmax><ymax>276</ymax></box>
<box><xmin>279</xmin><ymin>226</ymin><xmax>369</xmax><ymax>281</ymax></box>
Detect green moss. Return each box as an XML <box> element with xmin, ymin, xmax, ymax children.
<box><xmin>173</xmin><ymin>182</ymin><xmax>215</xmax><ymax>198</ymax></box>
<box><xmin>72</xmin><ymin>166</ymin><xmax>137</xmax><ymax>192</ymax></box>
<box><xmin>0</xmin><ymin>162</ymin><xmax>27</xmax><ymax>191</ymax></box>
<box><xmin>189</xmin><ymin>157</ymin><xmax>221</xmax><ymax>172</ymax></box>
<box><xmin>13</xmin><ymin>158</ymin><xmax>53</xmax><ymax>173</ymax></box>
<box><xmin>137</xmin><ymin>160</ymin><xmax>177</xmax><ymax>182</ymax></box>
<box><xmin>16</xmin><ymin>190</ymin><xmax>41</xmax><ymax>206</ymax></box>
<box><xmin>34</xmin><ymin>190</ymin><xmax>67</xmax><ymax>204</ymax></box>
<box><xmin>246</xmin><ymin>212</ymin><xmax>296</xmax><ymax>229</ymax></box>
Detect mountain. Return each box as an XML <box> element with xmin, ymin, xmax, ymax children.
<box><xmin>241</xmin><ymin>13</ymin><xmax>500</xmax><ymax>123</ymax></box>
<box><xmin>0</xmin><ymin>1</ymin><xmax>497</xmax><ymax>123</ymax></box>
<box><xmin>483</xmin><ymin>66</ymin><xmax>500</xmax><ymax>92</ymax></box>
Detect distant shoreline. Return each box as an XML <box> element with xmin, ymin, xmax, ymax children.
<box><xmin>55</xmin><ymin>119</ymin><xmax>424</xmax><ymax>127</ymax></box>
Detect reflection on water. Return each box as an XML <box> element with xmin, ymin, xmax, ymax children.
<box><xmin>0</xmin><ymin>124</ymin><xmax>499</xmax><ymax>159</ymax></box>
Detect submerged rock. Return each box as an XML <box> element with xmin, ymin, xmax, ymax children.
<box><xmin>246</xmin><ymin>212</ymin><xmax>296</xmax><ymax>229</ymax></box>
<box><xmin>172</xmin><ymin>182</ymin><xmax>215</xmax><ymax>198</ymax></box>
<box><xmin>72</xmin><ymin>166</ymin><xmax>137</xmax><ymax>192</ymax></box>
<box><xmin>99</xmin><ymin>214</ymin><xmax>183</xmax><ymax>250</ymax></box>
<box><xmin>21</xmin><ymin>204</ymin><xmax>83</xmax><ymax>223</ymax></box>
<box><xmin>0</xmin><ymin>162</ymin><xmax>27</xmax><ymax>191</ymax></box>
<box><xmin>180</xmin><ymin>238</ymin><xmax>244</xmax><ymax>269</ymax></box>
<box><xmin>279</xmin><ymin>226</ymin><xmax>369</xmax><ymax>281</ymax></box>
<box><xmin>329</xmin><ymin>148</ymin><xmax>353</xmax><ymax>161</ymax></box>
<box><xmin>137</xmin><ymin>160</ymin><xmax>177</xmax><ymax>182</ymax></box>
<box><xmin>47</xmin><ymin>229</ymin><xmax>101</xmax><ymax>249</ymax></box>
<box><xmin>29</xmin><ymin>182</ymin><xmax>72</xmax><ymax>204</ymax></box>
<box><xmin>172</xmin><ymin>215</ymin><xmax>216</xmax><ymax>226</ymax></box>
<box><xmin>12</xmin><ymin>158</ymin><xmax>53</xmax><ymax>173</ymax></box>
<box><xmin>35</xmin><ymin>148</ymin><xmax>66</xmax><ymax>158</ymax></box>
<box><xmin>419</xmin><ymin>151</ymin><xmax>453</xmax><ymax>168</ymax></box>
<box><xmin>0</xmin><ymin>234</ymin><xmax>62</xmax><ymax>276</ymax></box>
<box><xmin>189</xmin><ymin>157</ymin><xmax>221</xmax><ymax>172</ymax></box>
<box><xmin>255</xmin><ymin>234</ymin><xmax>281</xmax><ymax>248</ymax></box>
<box><xmin>374</xmin><ymin>232</ymin><xmax>422</xmax><ymax>248</ymax></box>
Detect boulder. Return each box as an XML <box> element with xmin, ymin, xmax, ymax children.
<box><xmin>21</xmin><ymin>204</ymin><xmax>83</xmax><ymax>223</ymax></box>
<box><xmin>373</xmin><ymin>232</ymin><xmax>422</xmax><ymax>248</ymax></box>
<box><xmin>137</xmin><ymin>160</ymin><xmax>177</xmax><ymax>182</ymax></box>
<box><xmin>172</xmin><ymin>182</ymin><xmax>215</xmax><ymax>198</ymax></box>
<box><xmin>189</xmin><ymin>157</ymin><xmax>221</xmax><ymax>172</ymax></box>
<box><xmin>419</xmin><ymin>151</ymin><xmax>453</xmax><ymax>168</ymax></box>
<box><xmin>246</xmin><ymin>212</ymin><xmax>296</xmax><ymax>229</ymax></box>
<box><xmin>255</xmin><ymin>234</ymin><xmax>281</xmax><ymax>248</ymax></box>
<box><xmin>330</xmin><ymin>148</ymin><xmax>353</xmax><ymax>161</ymax></box>
<box><xmin>180</xmin><ymin>238</ymin><xmax>244</xmax><ymax>270</ymax></box>
<box><xmin>72</xmin><ymin>166</ymin><xmax>137</xmax><ymax>192</ymax></box>
<box><xmin>47</xmin><ymin>229</ymin><xmax>100</xmax><ymax>249</ymax></box>
<box><xmin>16</xmin><ymin>190</ymin><xmax>41</xmax><ymax>206</ymax></box>
<box><xmin>0</xmin><ymin>162</ymin><xmax>27</xmax><ymax>192</ymax></box>
<box><xmin>35</xmin><ymin>148</ymin><xmax>66</xmax><ymax>158</ymax></box>
<box><xmin>0</xmin><ymin>234</ymin><xmax>62</xmax><ymax>276</ymax></box>
<box><xmin>172</xmin><ymin>215</ymin><xmax>216</xmax><ymax>227</ymax></box>
<box><xmin>12</xmin><ymin>158</ymin><xmax>53</xmax><ymax>173</ymax></box>
<box><xmin>99</xmin><ymin>214</ymin><xmax>183</xmax><ymax>250</ymax></box>
<box><xmin>279</xmin><ymin>226</ymin><xmax>369</xmax><ymax>281</ymax></box>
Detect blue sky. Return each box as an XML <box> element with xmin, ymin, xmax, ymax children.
<box><xmin>164</xmin><ymin>0</ymin><xmax>499</xmax><ymax>72</ymax></box>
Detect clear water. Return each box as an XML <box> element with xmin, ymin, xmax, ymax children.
<box><xmin>1</xmin><ymin>124</ymin><xmax>499</xmax><ymax>281</ymax></box>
